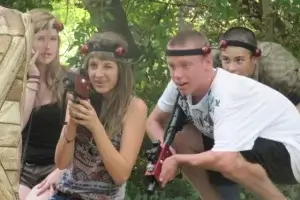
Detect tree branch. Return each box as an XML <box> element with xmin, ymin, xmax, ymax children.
<box><xmin>231</xmin><ymin>0</ymin><xmax>286</xmax><ymax>37</ymax></box>
<box><xmin>81</xmin><ymin>0</ymin><xmax>140</xmax><ymax>59</ymax></box>
<box><xmin>262</xmin><ymin>0</ymin><xmax>273</xmax><ymax>41</ymax></box>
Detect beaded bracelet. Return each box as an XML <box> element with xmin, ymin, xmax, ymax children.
<box><xmin>26</xmin><ymin>85</ymin><xmax>39</xmax><ymax>92</ymax></box>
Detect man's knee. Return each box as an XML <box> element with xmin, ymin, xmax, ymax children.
<box><xmin>171</xmin><ymin>123</ymin><xmax>204</xmax><ymax>154</ymax></box>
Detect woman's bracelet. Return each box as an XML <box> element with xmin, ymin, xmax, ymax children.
<box><xmin>26</xmin><ymin>85</ymin><xmax>39</xmax><ymax>92</ymax></box>
<box><xmin>27</xmin><ymin>79</ymin><xmax>40</xmax><ymax>84</ymax></box>
<box><xmin>63</xmin><ymin>127</ymin><xmax>75</xmax><ymax>143</ymax></box>
<box><xmin>27</xmin><ymin>75</ymin><xmax>40</xmax><ymax>80</ymax></box>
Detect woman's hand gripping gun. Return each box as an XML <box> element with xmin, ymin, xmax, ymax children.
<box><xmin>144</xmin><ymin>93</ymin><xmax>187</xmax><ymax>194</ymax></box>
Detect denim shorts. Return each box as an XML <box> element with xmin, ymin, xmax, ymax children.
<box><xmin>49</xmin><ymin>191</ymin><xmax>82</xmax><ymax>200</ymax></box>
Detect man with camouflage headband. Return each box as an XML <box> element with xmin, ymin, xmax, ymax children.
<box><xmin>216</xmin><ymin>26</ymin><xmax>300</xmax><ymax>108</ymax></box>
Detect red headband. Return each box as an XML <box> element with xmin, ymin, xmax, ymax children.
<box><xmin>53</xmin><ymin>21</ymin><xmax>64</xmax><ymax>32</ymax></box>
<box><xmin>80</xmin><ymin>42</ymin><xmax>126</xmax><ymax>57</ymax></box>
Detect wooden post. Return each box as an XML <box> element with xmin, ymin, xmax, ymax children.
<box><xmin>0</xmin><ymin>6</ymin><xmax>33</xmax><ymax>200</ymax></box>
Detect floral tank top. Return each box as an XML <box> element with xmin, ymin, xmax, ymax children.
<box><xmin>56</xmin><ymin>125</ymin><xmax>125</xmax><ymax>200</ymax></box>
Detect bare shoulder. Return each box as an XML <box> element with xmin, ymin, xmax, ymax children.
<box><xmin>127</xmin><ymin>96</ymin><xmax>148</xmax><ymax>114</ymax></box>
<box><xmin>122</xmin><ymin>97</ymin><xmax>147</xmax><ymax>132</ymax></box>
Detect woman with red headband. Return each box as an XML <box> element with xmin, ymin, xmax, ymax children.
<box><xmin>19</xmin><ymin>9</ymin><xmax>67</xmax><ymax>200</ymax></box>
<box><xmin>49</xmin><ymin>32</ymin><xmax>147</xmax><ymax>200</ymax></box>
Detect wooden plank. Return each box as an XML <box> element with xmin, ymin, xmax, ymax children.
<box><xmin>7</xmin><ymin>79</ymin><xmax>24</xmax><ymax>102</ymax></box>
<box><xmin>6</xmin><ymin>170</ymin><xmax>18</xmax><ymax>193</ymax></box>
<box><xmin>0</xmin><ymin>37</ymin><xmax>25</xmax><ymax>108</ymax></box>
<box><xmin>0</xmin><ymin>147</ymin><xmax>18</xmax><ymax>170</ymax></box>
<box><xmin>0</xmin><ymin>123</ymin><xmax>20</xmax><ymax>147</ymax></box>
<box><xmin>0</xmin><ymin>101</ymin><xmax>21</xmax><ymax>125</ymax></box>
<box><xmin>0</xmin><ymin>162</ymin><xmax>15</xmax><ymax>200</ymax></box>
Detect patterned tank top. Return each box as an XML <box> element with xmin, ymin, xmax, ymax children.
<box><xmin>56</xmin><ymin>125</ymin><xmax>125</xmax><ymax>200</ymax></box>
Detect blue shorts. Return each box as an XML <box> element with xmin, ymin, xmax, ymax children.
<box><xmin>216</xmin><ymin>184</ymin><xmax>241</xmax><ymax>200</ymax></box>
<box><xmin>49</xmin><ymin>191</ymin><xmax>82</xmax><ymax>200</ymax></box>
<box><xmin>50</xmin><ymin>185</ymin><xmax>240</xmax><ymax>200</ymax></box>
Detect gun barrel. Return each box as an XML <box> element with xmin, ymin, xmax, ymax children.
<box><xmin>147</xmin><ymin>181</ymin><xmax>157</xmax><ymax>194</ymax></box>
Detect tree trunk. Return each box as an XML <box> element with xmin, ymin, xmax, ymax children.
<box><xmin>82</xmin><ymin>0</ymin><xmax>140</xmax><ymax>59</ymax></box>
<box><xmin>262</xmin><ymin>0</ymin><xmax>273</xmax><ymax>41</ymax></box>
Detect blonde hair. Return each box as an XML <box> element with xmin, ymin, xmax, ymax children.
<box><xmin>82</xmin><ymin>32</ymin><xmax>134</xmax><ymax>138</ymax></box>
<box><xmin>27</xmin><ymin>8</ymin><xmax>66</xmax><ymax>106</ymax></box>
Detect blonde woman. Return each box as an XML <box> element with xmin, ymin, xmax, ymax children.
<box><xmin>19</xmin><ymin>9</ymin><xmax>66</xmax><ymax>200</ymax></box>
<box><xmin>50</xmin><ymin>32</ymin><xmax>147</xmax><ymax>200</ymax></box>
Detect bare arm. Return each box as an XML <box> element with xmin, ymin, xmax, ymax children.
<box><xmin>146</xmin><ymin>80</ymin><xmax>178</xmax><ymax>143</ymax></box>
<box><xmin>22</xmin><ymin>52</ymin><xmax>40</xmax><ymax>130</ymax></box>
<box><xmin>55</xmin><ymin>100</ymin><xmax>77</xmax><ymax>169</ymax></box>
<box><xmin>22</xmin><ymin>80</ymin><xmax>39</xmax><ymax>130</ymax></box>
<box><xmin>91</xmin><ymin>98</ymin><xmax>147</xmax><ymax>185</ymax></box>
<box><xmin>146</xmin><ymin>105</ymin><xmax>171</xmax><ymax>143</ymax></box>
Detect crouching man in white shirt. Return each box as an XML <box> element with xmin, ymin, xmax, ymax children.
<box><xmin>146</xmin><ymin>30</ymin><xmax>300</xmax><ymax>200</ymax></box>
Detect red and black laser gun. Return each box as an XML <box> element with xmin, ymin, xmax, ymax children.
<box><xmin>63</xmin><ymin>69</ymin><xmax>91</xmax><ymax>102</ymax></box>
<box><xmin>144</xmin><ymin>93</ymin><xmax>186</xmax><ymax>194</ymax></box>
<box><xmin>60</xmin><ymin>68</ymin><xmax>92</xmax><ymax>126</ymax></box>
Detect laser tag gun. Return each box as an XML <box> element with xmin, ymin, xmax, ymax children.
<box><xmin>144</xmin><ymin>92</ymin><xmax>187</xmax><ymax>194</ymax></box>
<box><xmin>60</xmin><ymin>69</ymin><xmax>91</xmax><ymax>125</ymax></box>
<box><xmin>63</xmin><ymin>69</ymin><xmax>91</xmax><ymax>102</ymax></box>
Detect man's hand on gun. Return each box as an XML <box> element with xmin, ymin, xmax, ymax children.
<box><xmin>144</xmin><ymin>93</ymin><xmax>186</xmax><ymax>194</ymax></box>
<box><xmin>159</xmin><ymin>155</ymin><xmax>180</xmax><ymax>188</ymax></box>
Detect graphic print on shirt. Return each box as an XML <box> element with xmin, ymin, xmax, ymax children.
<box><xmin>178</xmin><ymin>90</ymin><xmax>220</xmax><ymax>139</ymax></box>
<box><xmin>192</xmin><ymin>95</ymin><xmax>214</xmax><ymax>138</ymax></box>
<box><xmin>208</xmin><ymin>90</ymin><xmax>220</xmax><ymax>114</ymax></box>
<box><xmin>177</xmin><ymin>95</ymin><xmax>193</xmax><ymax>121</ymax></box>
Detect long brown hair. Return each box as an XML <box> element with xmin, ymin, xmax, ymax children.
<box><xmin>82</xmin><ymin>32</ymin><xmax>134</xmax><ymax>138</ymax></box>
<box><xmin>27</xmin><ymin>8</ymin><xmax>66</xmax><ymax>106</ymax></box>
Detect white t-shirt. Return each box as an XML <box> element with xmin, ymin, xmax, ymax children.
<box><xmin>157</xmin><ymin>68</ymin><xmax>300</xmax><ymax>182</ymax></box>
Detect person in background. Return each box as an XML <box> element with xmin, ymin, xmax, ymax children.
<box><xmin>217</xmin><ymin>26</ymin><xmax>300</xmax><ymax>110</ymax></box>
<box><xmin>19</xmin><ymin>9</ymin><xmax>67</xmax><ymax>200</ymax></box>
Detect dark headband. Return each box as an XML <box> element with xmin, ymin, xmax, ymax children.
<box><xmin>219</xmin><ymin>40</ymin><xmax>261</xmax><ymax>57</ymax></box>
<box><xmin>81</xmin><ymin>41</ymin><xmax>126</xmax><ymax>57</ymax></box>
<box><xmin>165</xmin><ymin>46</ymin><xmax>211</xmax><ymax>57</ymax></box>
<box><xmin>220</xmin><ymin>40</ymin><xmax>255</xmax><ymax>52</ymax></box>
